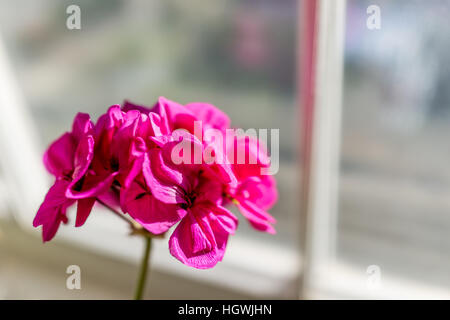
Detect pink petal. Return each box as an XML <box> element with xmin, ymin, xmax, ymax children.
<box><xmin>169</xmin><ymin>214</ymin><xmax>218</xmax><ymax>269</ymax></box>
<box><xmin>169</xmin><ymin>204</ymin><xmax>236</xmax><ymax>269</ymax></box>
<box><xmin>111</xmin><ymin>111</ymin><xmax>139</xmax><ymax>164</ymax></box>
<box><xmin>202</xmin><ymin>155</ymin><xmax>237</xmax><ymax>187</ymax></box>
<box><xmin>121</xmin><ymin>181</ymin><xmax>186</xmax><ymax>234</ymax></box>
<box><xmin>151</xmin><ymin>98</ymin><xmax>171</xmax><ymax>135</ymax></box>
<box><xmin>72</xmin><ymin>113</ymin><xmax>93</xmax><ymax>141</ymax></box>
<box><xmin>149</xmin><ymin>112</ymin><xmax>170</xmax><ymax>136</ymax></box>
<box><xmin>237</xmin><ymin>199</ymin><xmax>276</xmax><ymax>234</ymax></box>
<box><xmin>97</xmin><ymin>188</ymin><xmax>121</xmax><ymax>210</ymax></box>
<box><xmin>237</xmin><ymin>175</ymin><xmax>278</xmax><ymax>210</ymax></box>
<box><xmin>43</xmin><ymin>132</ymin><xmax>76</xmax><ymax>178</ymax></box>
<box><xmin>142</xmin><ymin>151</ymin><xmax>187</xmax><ymax>204</ymax></box>
<box><xmin>204</xmin><ymin>204</ymin><xmax>238</xmax><ymax>235</ymax></box>
<box><xmin>159</xmin><ymin>130</ymin><xmax>204</xmax><ymax>168</ymax></box>
<box><xmin>122</xmin><ymin>152</ymin><xmax>145</xmax><ymax>189</ymax></box>
<box><xmin>185</xmin><ymin>102</ymin><xmax>230</xmax><ymax>132</ymax></box>
<box><xmin>194</xmin><ymin>178</ymin><xmax>223</xmax><ymax>205</ymax></box>
<box><xmin>69</xmin><ymin>135</ymin><xmax>94</xmax><ymax>187</ymax></box>
<box><xmin>65</xmin><ymin>171</ymin><xmax>118</xmax><ymax>199</ymax></box>
<box><xmin>122</xmin><ymin>100</ymin><xmax>152</xmax><ymax>114</ymax></box>
<box><xmin>155</xmin><ymin>96</ymin><xmax>197</xmax><ymax>133</ymax></box>
<box><xmin>227</xmin><ymin>135</ymin><xmax>271</xmax><ymax>180</ymax></box>
<box><xmin>75</xmin><ymin>197</ymin><xmax>96</xmax><ymax>227</ymax></box>
<box><xmin>94</xmin><ymin>105</ymin><xmax>124</xmax><ymax>143</ymax></box>
<box><xmin>42</xmin><ymin>213</ymin><xmax>68</xmax><ymax>242</ymax></box>
<box><xmin>33</xmin><ymin>180</ymin><xmax>74</xmax><ymax>242</ymax></box>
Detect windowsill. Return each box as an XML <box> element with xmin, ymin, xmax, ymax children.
<box><xmin>9</xmin><ymin>207</ymin><xmax>300</xmax><ymax>299</ymax></box>
<box><xmin>306</xmin><ymin>262</ymin><xmax>450</xmax><ymax>300</ymax></box>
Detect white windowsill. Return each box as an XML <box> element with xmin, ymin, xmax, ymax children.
<box><xmin>307</xmin><ymin>262</ymin><xmax>450</xmax><ymax>300</ymax></box>
<box><xmin>15</xmin><ymin>206</ymin><xmax>300</xmax><ymax>298</ymax></box>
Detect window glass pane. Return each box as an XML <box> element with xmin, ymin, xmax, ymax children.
<box><xmin>339</xmin><ymin>0</ymin><xmax>450</xmax><ymax>290</ymax></box>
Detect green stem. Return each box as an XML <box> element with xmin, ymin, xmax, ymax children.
<box><xmin>134</xmin><ymin>236</ymin><xmax>152</xmax><ymax>300</ymax></box>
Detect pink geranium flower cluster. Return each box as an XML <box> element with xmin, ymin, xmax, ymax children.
<box><xmin>33</xmin><ymin>97</ymin><xmax>277</xmax><ymax>269</ymax></box>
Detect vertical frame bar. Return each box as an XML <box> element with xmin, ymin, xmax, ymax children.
<box><xmin>299</xmin><ymin>0</ymin><xmax>346</xmax><ymax>298</ymax></box>
<box><xmin>298</xmin><ymin>0</ymin><xmax>319</xmax><ymax>298</ymax></box>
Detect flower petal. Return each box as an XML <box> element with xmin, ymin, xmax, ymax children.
<box><xmin>65</xmin><ymin>171</ymin><xmax>117</xmax><ymax>199</ymax></box>
<box><xmin>227</xmin><ymin>135</ymin><xmax>271</xmax><ymax>180</ymax></box>
<box><xmin>72</xmin><ymin>113</ymin><xmax>93</xmax><ymax>141</ymax></box>
<box><xmin>185</xmin><ymin>102</ymin><xmax>230</xmax><ymax>132</ymax></box>
<box><xmin>122</xmin><ymin>100</ymin><xmax>152</xmax><ymax>114</ymax></box>
<box><xmin>69</xmin><ymin>135</ymin><xmax>94</xmax><ymax>187</ymax></box>
<box><xmin>169</xmin><ymin>204</ymin><xmax>235</xmax><ymax>269</ymax></box>
<box><xmin>237</xmin><ymin>199</ymin><xmax>276</xmax><ymax>234</ymax></box>
<box><xmin>237</xmin><ymin>175</ymin><xmax>278</xmax><ymax>210</ymax></box>
<box><xmin>75</xmin><ymin>197</ymin><xmax>96</xmax><ymax>227</ymax></box>
<box><xmin>43</xmin><ymin>133</ymin><xmax>76</xmax><ymax>178</ymax></box>
<box><xmin>121</xmin><ymin>181</ymin><xmax>186</xmax><ymax>234</ymax></box>
<box><xmin>203</xmin><ymin>203</ymin><xmax>238</xmax><ymax>235</ymax></box>
<box><xmin>33</xmin><ymin>180</ymin><xmax>74</xmax><ymax>242</ymax></box>
<box><xmin>142</xmin><ymin>150</ymin><xmax>187</xmax><ymax>204</ymax></box>
<box><xmin>155</xmin><ymin>96</ymin><xmax>198</xmax><ymax>132</ymax></box>
<box><xmin>169</xmin><ymin>214</ymin><xmax>217</xmax><ymax>269</ymax></box>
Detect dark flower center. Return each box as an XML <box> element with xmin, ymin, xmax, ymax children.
<box><xmin>72</xmin><ymin>175</ymin><xmax>85</xmax><ymax>192</ymax></box>
<box><xmin>109</xmin><ymin>157</ymin><xmax>119</xmax><ymax>171</ymax></box>
<box><xmin>180</xmin><ymin>190</ymin><xmax>197</xmax><ymax>210</ymax></box>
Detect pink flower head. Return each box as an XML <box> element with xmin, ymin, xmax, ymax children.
<box><xmin>34</xmin><ymin>97</ymin><xmax>278</xmax><ymax>269</ymax></box>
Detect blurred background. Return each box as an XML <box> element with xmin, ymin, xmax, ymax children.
<box><xmin>338</xmin><ymin>0</ymin><xmax>450</xmax><ymax>297</ymax></box>
<box><xmin>0</xmin><ymin>0</ymin><xmax>449</xmax><ymax>299</ymax></box>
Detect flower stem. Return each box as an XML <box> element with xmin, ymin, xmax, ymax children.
<box><xmin>134</xmin><ymin>235</ymin><xmax>152</xmax><ymax>300</ymax></box>
<box><xmin>96</xmin><ymin>197</ymin><xmax>155</xmax><ymax>299</ymax></box>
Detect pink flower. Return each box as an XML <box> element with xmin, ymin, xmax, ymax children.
<box><xmin>226</xmin><ymin>135</ymin><xmax>278</xmax><ymax>234</ymax></box>
<box><xmin>142</xmin><ymin>132</ymin><xmax>238</xmax><ymax>268</ymax></box>
<box><xmin>34</xmin><ymin>113</ymin><xmax>95</xmax><ymax>241</ymax></box>
<box><xmin>169</xmin><ymin>192</ymin><xmax>238</xmax><ymax>269</ymax></box>
<box><xmin>33</xmin><ymin>96</ymin><xmax>278</xmax><ymax>269</ymax></box>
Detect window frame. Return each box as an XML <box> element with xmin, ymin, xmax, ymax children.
<box><xmin>299</xmin><ymin>0</ymin><xmax>346</xmax><ymax>298</ymax></box>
